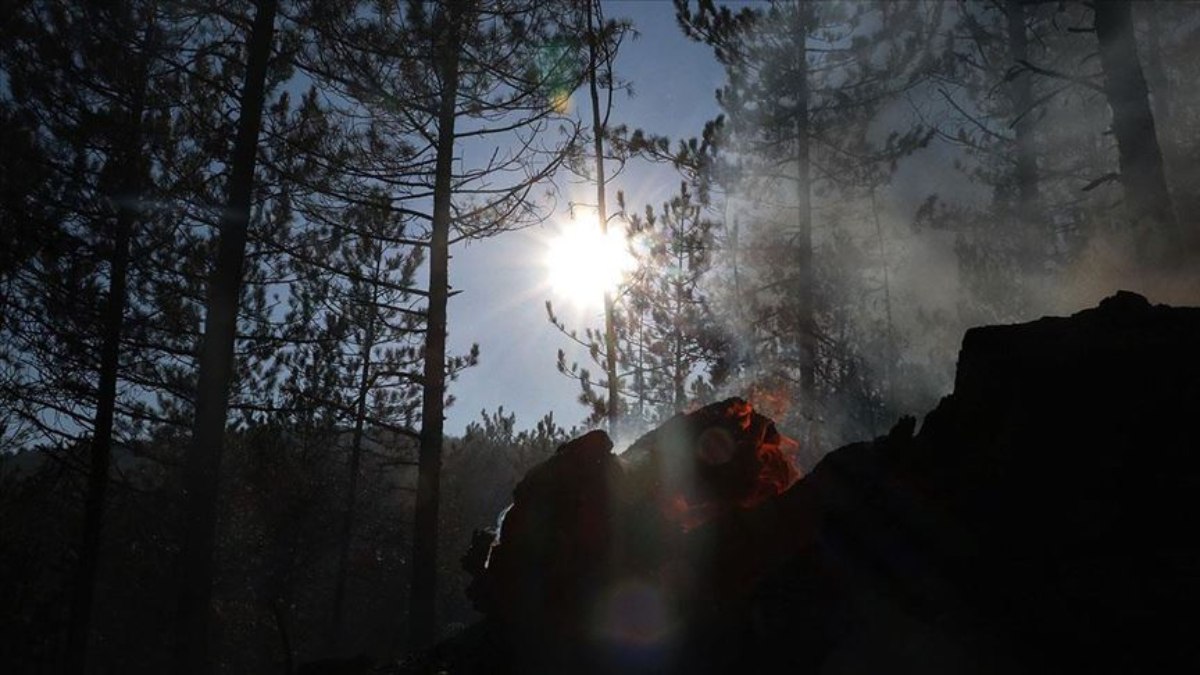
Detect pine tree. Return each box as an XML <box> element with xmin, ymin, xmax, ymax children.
<box><xmin>676</xmin><ymin>0</ymin><xmax>937</xmax><ymax>452</ymax></box>
<box><xmin>175</xmin><ymin>2</ymin><xmax>279</xmax><ymax>672</ymax></box>
<box><xmin>930</xmin><ymin>1</ymin><xmax>1115</xmax><ymax>321</ymax></box>
<box><xmin>294</xmin><ymin>195</ymin><xmax>430</xmax><ymax>648</ymax></box>
<box><xmin>543</xmin><ymin>0</ymin><xmax>651</xmax><ymax>436</ymax></box>
<box><xmin>622</xmin><ymin>184</ymin><xmax>726</xmax><ymax>424</ymax></box>
<box><xmin>581</xmin><ymin>0</ymin><xmax>627</xmax><ymax>436</ymax></box>
<box><xmin>926</xmin><ymin>0</ymin><xmax>1188</xmax><ymax>320</ymax></box>
<box><xmin>301</xmin><ymin>0</ymin><xmax>584</xmax><ymax>648</ymax></box>
<box><xmin>1093</xmin><ymin>0</ymin><xmax>1178</xmax><ymax>253</ymax></box>
<box><xmin>551</xmin><ymin>183</ymin><xmax>726</xmax><ymax>434</ymax></box>
<box><xmin>0</xmin><ymin>3</ymin><xmax>182</xmax><ymax>670</ymax></box>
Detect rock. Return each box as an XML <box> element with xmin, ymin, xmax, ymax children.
<box><xmin>738</xmin><ymin>291</ymin><xmax>1200</xmax><ymax>674</ymax></box>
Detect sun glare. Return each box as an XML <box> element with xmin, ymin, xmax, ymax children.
<box><xmin>545</xmin><ymin>215</ymin><xmax>634</xmax><ymax>308</ymax></box>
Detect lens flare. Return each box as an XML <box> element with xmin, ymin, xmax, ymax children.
<box><xmin>593</xmin><ymin>580</ymin><xmax>672</xmax><ymax>646</ymax></box>
<box><xmin>550</xmin><ymin>90</ymin><xmax>572</xmax><ymax>114</ymax></box>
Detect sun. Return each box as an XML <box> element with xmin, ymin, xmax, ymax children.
<box><xmin>545</xmin><ymin>214</ymin><xmax>635</xmax><ymax>308</ymax></box>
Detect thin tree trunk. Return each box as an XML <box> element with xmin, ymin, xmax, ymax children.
<box><xmin>64</xmin><ymin>70</ymin><xmax>145</xmax><ymax>675</ymax></box>
<box><xmin>330</xmin><ymin>255</ymin><xmax>379</xmax><ymax>649</ymax></box>
<box><xmin>869</xmin><ymin>185</ymin><xmax>895</xmax><ymax>426</ymax></box>
<box><xmin>410</xmin><ymin>0</ymin><xmax>462</xmax><ymax>651</ymax></box>
<box><xmin>1138</xmin><ymin>1</ymin><xmax>1179</xmax><ymax>201</ymax></box>
<box><xmin>175</xmin><ymin>2</ymin><xmax>277</xmax><ymax>673</ymax></box>
<box><xmin>1138</xmin><ymin>3</ymin><xmax>1171</xmax><ymax>141</ymax></box>
<box><xmin>672</xmin><ymin>230</ymin><xmax>685</xmax><ymax>414</ymax></box>
<box><xmin>331</xmin><ymin>251</ymin><xmax>381</xmax><ymax>648</ymax></box>
<box><xmin>636</xmin><ymin>306</ymin><xmax>645</xmax><ymax>421</ymax></box>
<box><xmin>1005</xmin><ymin>0</ymin><xmax>1041</xmax><ymax>267</ymax></box>
<box><xmin>728</xmin><ymin>204</ymin><xmax>747</xmax><ymax>375</ymax></box>
<box><xmin>1093</xmin><ymin>0</ymin><xmax>1177</xmax><ymax>239</ymax></box>
<box><xmin>585</xmin><ymin>0</ymin><xmax>620</xmax><ymax>436</ymax></box>
<box><xmin>793</xmin><ymin>6</ymin><xmax>816</xmax><ymax>445</ymax></box>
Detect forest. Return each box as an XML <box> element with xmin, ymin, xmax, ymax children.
<box><xmin>1</xmin><ymin>1</ymin><xmax>1197</xmax><ymax>673</ymax></box>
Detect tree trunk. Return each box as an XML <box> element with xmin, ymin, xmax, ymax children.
<box><xmin>1138</xmin><ymin>2</ymin><xmax>1172</xmax><ymax>138</ymax></box>
<box><xmin>793</xmin><ymin>6</ymin><xmax>816</xmax><ymax>446</ymax></box>
<box><xmin>410</xmin><ymin>0</ymin><xmax>462</xmax><ymax>651</ymax></box>
<box><xmin>330</xmin><ymin>257</ymin><xmax>380</xmax><ymax>649</ymax></box>
<box><xmin>585</xmin><ymin>0</ymin><xmax>621</xmax><ymax>436</ymax></box>
<box><xmin>869</xmin><ymin>186</ymin><xmax>896</xmax><ymax>426</ymax></box>
<box><xmin>64</xmin><ymin>69</ymin><xmax>145</xmax><ymax>675</ymax></box>
<box><xmin>672</xmin><ymin>231</ymin><xmax>686</xmax><ymax>414</ymax></box>
<box><xmin>1005</xmin><ymin>0</ymin><xmax>1041</xmax><ymax>266</ymax></box>
<box><xmin>174</xmin><ymin>2</ymin><xmax>277</xmax><ymax>673</ymax></box>
<box><xmin>1093</xmin><ymin>0</ymin><xmax>1177</xmax><ymax>239</ymax></box>
<box><xmin>1137</xmin><ymin>1</ymin><xmax>1181</xmax><ymax>206</ymax></box>
<box><xmin>636</xmin><ymin>307</ymin><xmax>645</xmax><ymax>421</ymax></box>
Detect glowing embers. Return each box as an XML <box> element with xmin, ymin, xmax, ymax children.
<box><xmin>545</xmin><ymin>214</ymin><xmax>635</xmax><ymax>308</ymax></box>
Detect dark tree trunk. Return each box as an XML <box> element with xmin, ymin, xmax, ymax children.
<box><xmin>1138</xmin><ymin>3</ymin><xmax>1172</xmax><ymax>136</ymax></box>
<box><xmin>330</xmin><ymin>260</ymin><xmax>379</xmax><ymax>649</ymax></box>
<box><xmin>868</xmin><ymin>186</ymin><xmax>896</xmax><ymax>425</ymax></box>
<box><xmin>584</xmin><ymin>0</ymin><xmax>621</xmax><ymax>435</ymax></box>
<box><xmin>1006</xmin><ymin>0</ymin><xmax>1041</xmax><ymax>265</ymax></box>
<box><xmin>63</xmin><ymin>76</ymin><xmax>145</xmax><ymax>675</ymax></box>
<box><xmin>174</xmin><ymin>2</ymin><xmax>277</xmax><ymax>673</ymax></box>
<box><xmin>410</xmin><ymin>0</ymin><xmax>462</xmax><ymax>651</ymax></box>
<box><xmin>1137</xmin><ymin>1</ymin><xmax>1181</xmax><ymax>205</ymax></box>
<box><xmin>793</xmin><ymin>7</ymin><xmax>816</xmax><ymax>446</ymax></box>
<box><xmin>672</xmin><ymin>241</ymin><xmax>685</xmax><ymax>415</ymax></box>
<box><xmin>1093</xmin><ymin>0</ymin><xmax>1177</xmax><ymax>238</ymax></box>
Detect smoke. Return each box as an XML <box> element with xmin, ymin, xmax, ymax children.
<box><xmin>689</xmin><ymin>0</ymin><xmax>1200</xmax><ymax>463</ymax></box>
<box><xmin>1037</xmin><ymin>229</ymin><xmax>1200</xmax><ymax>312</ymax></box>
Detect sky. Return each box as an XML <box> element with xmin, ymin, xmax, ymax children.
<box><xmin>437</xmin><ymin>0</ymin><xmax>1200</xmax><ymax>441</ymax></box>
<box><xmin>443</xmin><ymin>1</ymin><xmax>727</xmax><ymax>436</ymax></box>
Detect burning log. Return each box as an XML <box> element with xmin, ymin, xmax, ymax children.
<box><xmin>621</xmin><ymin>398</ymin><xmax>800</xmax><ymax>526</ymax></box>
<box><xmin>462</xmin><ymin>399</ymin><xmax>800</xmax><ymax>673</ymax></box>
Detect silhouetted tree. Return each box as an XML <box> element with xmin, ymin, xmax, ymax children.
<box><xmin>175</xmin><ymin>2</ymin><xmax>279</xmax><ymax>673</ymax></box>
<box><xmin>0</xmin><ymin>3</ymin><xmax>185</xmax><ymax>670</ymax></box>
<box><xmin>551</xmin><ymin>183</ymin><xmax>726</xmax><ymax>433</ymax></box>
<box><xmin>677</xmin><ymin>0</ymin><xmax>937</xmax><ymax>451</ymax></box>
<box><xmin>928</xmin><ymin>0</ymin><xmax>1066</xmax><ymax>321</ymax></box>
<box><xmin>1093</xmin><ymin>0</ymin><xmax>1178</xmax><ymax>249</ymax></box>
<box><xmin>581</xmin><ymin>0</ymin><xmax>627</xmax><ymax>435</ymax></box>
<box><xmin>302</xmin><ymin>0</ymin><xmax>583</xmax><ymax>647</ymax></box>
<box><xmin>297</xmin><ymin>197</ymin><xmax>428</xmax><ymax>648</ymax></box>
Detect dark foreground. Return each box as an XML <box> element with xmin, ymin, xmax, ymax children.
<box><xmin>403</xmin><ymin>291</ymin><xmax>1200</xmax><ymax>675</ymax></box>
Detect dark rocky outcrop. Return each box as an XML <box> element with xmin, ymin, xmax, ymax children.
<box><xmin>413</xmin><ymin>291</ymin><xmax>1200</xmax><ymax>675</ymax></box>
<box><xmin>734</xmin><ymin>290</ymin><xmax>1200</xmax><ymax>675</ymax></box>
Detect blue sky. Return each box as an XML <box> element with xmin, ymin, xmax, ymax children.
<box><xmin>443</xmin><ymin>1</ymin><xmax>727</xmax><ymax>435</ymax></box>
